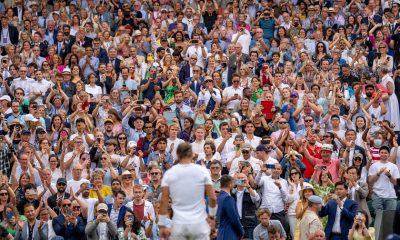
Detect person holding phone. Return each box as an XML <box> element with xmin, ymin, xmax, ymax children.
<box><xmin>182</xmin><ymin>35</ymin><xmax>208</xmax><ymax>69</ymax></box>
<box><xmin>52</xmin><ymin>198</ymin><xmax>85</xmax><ymax>239</ymax></box>
<box><xmin>85</xmin><ymin>203</ymin><xmax>118</xmax><ymax>240</ymax></box>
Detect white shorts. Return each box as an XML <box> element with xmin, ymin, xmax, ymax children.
<box><xmin>170</xmin><ymin>220</ymin><xmax>210</xmax><ymax>240</ymax></box>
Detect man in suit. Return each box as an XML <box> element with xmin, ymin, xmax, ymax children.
<box><xmin>12</xmin><ymin>0</ymin><xmax>24</xmax><ymax>23</ymax></box>
<box><xmin>346</xmin><ymin>166</ymin><xmax>371</xmax><ymax>224</ymax></box>
<box><xmin>188</xmin><ymin>65</ymin><xmax>204</xmax><ymax>95</ymax></box>
<box><xmin>232</xmin><ymin>173</ymin><xmax>260</xmax><ymax>239</ymax></box>
<box><xmin>96</xmin><ymin>63</ymin><xmax>113</xmax><ymax>94</ymax></box>
<box><xmin>32</xmin><ymin>32</ymin><xmax>49</xmax><ymax>57</ymax></box>
<box><xmin>217</xmin><ymin>175</ymin><xmax>245</xmax><ymax>240</ymax></box>
<box><xmin>85</xmin><ymin>203</ymin><xmax>118</xmax><ymax>240</ymax></box>
<box><xmin>0</xmin><ymin>16</ymin><xmax>19</xmax><ymax>46</ymax></box>
<box><xmin>92</xmin><ymin>38</ymin><xmax>108</xmax><ymax>64</ymax></box>
<box><xmin>107</xmin><ymin>190</ymin><xmax>127</xmax><ymax>228</ymax></box>
<box><xmin>227</xmin><ymin>43</ymin><xmax>249</xmax><ymax>85</ymax></box>
<box><xmin>47</xmin><ymin>178</ymin><xmax>71</xmax><ymax>215</ymax></box>
<box><xmin>15</xmin><ymin>203</ymin><xmax>48</xmax><ymax>240</ymax></box>
<box><xmin>341</xmin><ymin>129</ymin><xmax>367</xmax><ymax>166</ymax></box>
<box><xmin>55</xmin><ymin>31</ymin><xmax>70</xmax><ymax>62</ymax></box>
<box><xmin>107</xmin><ymin>47</ymin><xmax>121</xmax><ymax>75</ymax></box>
<box><xmin>52</xmin><ymin>198</ymin><xmax>85</xmax><ymax>240</ymax></box>
<box><xmin>319</xmin><ymin>181</ymin><xmax>358</xmax><ymax>240</ymax></box>
<box><xmin>179</xmin><ymin>54</ymin><xmax>199</xmax><ymax>84</ymax></box>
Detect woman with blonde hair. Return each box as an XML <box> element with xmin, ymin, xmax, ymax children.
<box><xmin>89</xmin><ymin>169</ymin><xmax>112</xmax><ymax>199</ymax></box>
<box><xmin>232</xmin><ymin>98</ymin><xmax>252</xmax><ymax>123</ymax></box>
<box><xmin>239</xmin><ymin>64</ymin><xmax>252</xmax><ymax>88</ymax></box>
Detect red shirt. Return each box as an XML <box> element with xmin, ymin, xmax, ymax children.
<box><xmin>133</xmin><ymin>202</ymin><xmax>145</xmax><ymax>221</ymax></box>
<box><xmin>302</xmin><ymin>146</ymin><xmax>321</xmax><ymax>178</ymax></box>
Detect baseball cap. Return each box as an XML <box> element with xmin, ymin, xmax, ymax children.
<box><xmin>321</xmin><ymin>144</ymin><xmax>333</xmax><ymax>152</ymax></box>
<box><xmin>96</xmin><ymin>203</ymin><xmax>108</xmax><ymax>212</ymax></box>
<box><xmin>255</xmin><ymin>145</ymin><xmax>268</xmax><ymax>152</ymax></box>
<box><xmin>241</xmin><ymin>143</ymin><xmax>252</xmax><ymax>151</ymax></box>
<box><xmin>127</xmin><ymin>141</ymin><xmax>137</xmax><ymax>148</ymax></box>
<box><xmin>24</xmin><ymin>114</ymin><xmax>38</xmax><ymax>122</ymax></box>
<box><xmin>105</xmin><ymin>139</ymin><xmax>118</xmax><ymax>146</ymax></box>
<box><xmin>291</xmin><ymin>91</ymin><xmax>299</xmax><ymax>97</ymax></box>
<box><xmin>308</xmin><ymin>195</ymin><xmax>323</xmax><ymax>204</ymax></box>
<box><xmin>104</xmin><ymin>118</ymin><xmax>114</xmax><ymax>124</ymax></box>
<box><xmin>21</xmin><ymin>129</ymin><xmax>31</xmax><ymax>135</ymax></box>
<box><xmin>57</xmin><ymin>177</ymin><xmax>67</xmax><ymax>185</ymax></box>
<box><xmin>0</xmin><ymin>95</ymin><xmax>11</xmax><ymax>102</ymax></box>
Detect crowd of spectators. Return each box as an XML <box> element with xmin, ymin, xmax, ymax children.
<box><xmin>0</xmin><ymin>0</ymin><xmax>400</xmax><ymax>239</ymax></box>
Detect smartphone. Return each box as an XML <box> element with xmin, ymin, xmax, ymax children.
<box><xmin>88</xmin><ymin>183</ymin><xmax>94</xmax><ymax>189</ymax></box>
<box><xmin>137</xmin><ymin>100</ymin><xmax>144</xmax><ymax>105</ymax></box>
<box><xmin>191</xmin><ymin>39</ymin><xmax>198</xmax><ymax>44</ymax></box>
<box><xmin>266</xmin><ymin>164</ymin><xmax>275</xmax><ymax>169</ymax></box>
<box><xmin>235</xmin><ymin>179</ymin><xmax>244</xmax><ymax>186</ymax></box>
<box><xmin>60</xmin><ymin>131</ymin><xmax>68</xmax><ymax>138</ymax></box>
<box><xmin>67</xmin><ymin>209</ymin><xmax>72</xmax><ymax>216</ymax></box>
<box><xmin>81</xmin><ymin>101</ymin><xmax>89</xmax><ymax>109</ymax></box>
<box><xmin>97</xmin><ymin>138</ymin><xmax>101</xmax><ymax>144</ymax></box>
<box><xmin>261</xmin><ymin>139</ymin><xmax>271</xmax><ymax>145</ymax></box>
<box><xmin>122</xmin><ymin>83</ymin><xmax>126</xmax><ymax>88</ymax></box>
<box><xmin>6</xmin><ymin>211</ymin><xmax>13</xmax><ymax>222</ymax></box>
<box><xmin>227</xmin><ymin>128</ymin><xmax>232</xmax><ymax>133</ymax></box>
<box><xmin>152</xmin><ymin>72</ymin><xmax>156</xmax><ymax>79</ymax></box>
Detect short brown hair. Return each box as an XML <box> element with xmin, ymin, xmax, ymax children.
<box><xmin>257</xmin><ymin>208</ymin><xmax>271</xmax><ymax>218</ymax></box>
<box><xmin>176</xmin><ymin>142</ymin><xmax>193</xmax><ymax>160</ymax></box>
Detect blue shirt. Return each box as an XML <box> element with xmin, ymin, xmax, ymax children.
<box><xmin>79</xmin><ymin>56</ymin><xmax>100</xmax><ymax>79</ymax></box>
<box><xmin>114</xmin><ymin>79</ymin><xmax>138</xmax><ymax>101</ymax></box>
<box><xmin>259</xmin><ymin>19</ymin><xmax>275</xmax><ymax>40</ymax></box>
<box><xmin>147</xmin><ymin>151</ymin><xmax>174</xmax><ymax>172</ymax></box>
<box><xmin>170</xmin><ymin>103</ymin><xmax>194</xmax><ymax>128</ymax></box>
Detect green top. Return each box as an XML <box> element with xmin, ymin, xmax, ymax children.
<box><xmin>164</xmin><ymin>85</ymin><xmax>179</xmax><ymax>105</ymax></box>
<box><xmin>250</xmin><ymin>88</ymin><xmax>263</xmax><ymax>103</ymax></box>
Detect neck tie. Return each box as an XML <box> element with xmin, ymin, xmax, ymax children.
<box><xmin>43</xmin><ymin>18</ymin><xmax>47</xmax><ymax>28</ymax></box>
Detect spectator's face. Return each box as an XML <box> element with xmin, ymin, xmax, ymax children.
<box><xmin>379</xmin><ymin>149</ymin><xmax>389</xmax><ymax>161</ymax></box>
<box><xmin>62</xmin><ymin>199</ymin><xmax>72</xmax><ymax>213</ymax></box>
<box><xmin>157</xmin><ymin>140</ymin><xmax>167</xmax><ymax>151</ymax></box>
<box><xmin>174</xmin><ymin>93</ymin><xmax>183</xmax><ymax>104</ymax></box>
<box><xmin>241</xmin><ymin>149</ymin><xmax>251</xmax><ymax>160</ymax></box>
<box><xmin>195</xmin><ymin>128</ymin><xmax>205</xmax><ymax>140</ymax></box>
<box><xmin>346</xmin><ymin>168</ymin><xmax>358</xmax><ymax>182</ymax></box>
<box><xmin>133</xmin><ymin>188</ymin><xmax>144</xmax><ymax>201</ymax></box>
<box><xmin>278</xmin><ymin>118</ymin><xmax>288</xmax><ymax>130</ymax></box>
<box><xmin>320</xmin><ymin>150</ymin><xmax>332</xmax><ymax>160</ymax></box>
<box><xmin>335</xmin><ymin>184</ymin><xmax>347</xmax><ymax>198</ymax></box>
<box><xmin>245</xmin><ymin>123</ymin><xmax>255</xmax><ymax>134</ymax></box>
<box><xmin>269</xmin><ymin>232</ymin><xmax>282</xmax><ymax>240</ymax></box>
<box><xmin>259</xmin><ymin>213</ymin><xmax>270</xmax><ymax>227</ymax></box>
<box><xmin>121</xmin><ymin>69</ymin><xmax>129</xmax><ymax>80</ymax></box>
<box><xmin>114</xmin><ymin>193</ymin><xmax>125</xmax><ymax>207</ymax></box>
<box><xmin>210</xmin><ymin>163</ymin><xmax>221</xmax><ymax>175</ymax></box>
<box><xmin>111</xmin><ymin>181</ymin><xmax>121</xmax><ymax>192</ymax></box>
<box><xmin>149</xmin><ymin>168</ymin><xmax>162</xmax><ymax>182</ymax></box>
<box><xmin>24</xmin><ymin>205</ymin><xmax>36</xmax><ymax>221</ymax></box>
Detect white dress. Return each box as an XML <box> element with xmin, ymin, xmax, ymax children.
<box><xmin>381</xmin><ymin>74</ymin><xmax>400</xmax><ymax>131</ymax></box>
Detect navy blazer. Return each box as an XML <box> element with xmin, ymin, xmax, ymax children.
<box><xmin>108</xmin><ymin>58</ymin><xmax>121</xmax><ymax>75</ymax></box>
<box><xmin>179</xmin><ymin>63</ymin><xmax>192</xmax><ymax>85</ymax></box>
<box><xmin>217</xmin><ymin>191</ymin><xmax>244</xmax><ymax>240</ymax></box>
<box><xmin>319</xmin><ymin>198</ymin><xmax>358</xmax><ymax>240</ymax></box>
<box><xmin>107</xmin><ymin>204</ymin><xmax>128</xmax><ymax>228</ymax></box>
<box><xmin>52</xmin><ymin>214</ymin><xmax>85</xmax><ymax>240</ymax></box>
<box><xmin>189</xmin><ymin>77</ymin><xmax>204</xmax><ymax>95</ymax></box>
<box><xmin>0</xmin><ymin>25</ymin><xmax>19</xmax><ymax>45</ymax></box>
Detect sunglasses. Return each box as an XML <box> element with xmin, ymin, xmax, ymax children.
<box><xmin>72</xmin><ymin>206</ymin><xmax>81</xmax><ymax>210</ymax></box>
<box><xmin>57</xmin><ymin>183</ymin><xmax>66</xmax><ymax>186</ymax></box>
<box><xmin>304</xmin><ymin>119</ymin><xmax>313</xmax><ymax>122</ymax></box>
<box><xmin>123</xmin><ymin>176</ymin><xmax>133</xmax><ymax>179</ymax></box>
<box><xmin>118</xmin><ymin>137</ymin><xmax>126</xmax><ymax>140</ymax></box>
<box><xmin>150</xmin><ymin>172</ymin><xmax>160</xmax><ymax>175</ymax></box>
<box><xmin>0</xmin><ymin>193</ymin><xmax>8</xmax><ymax>196</ymax></box>
<box><xmin>241</xmin><ymin>151</ymin><xmax>250</xmax><ymax>154</ymax></box>
<box><xmin>354</xmin><ymin>158</ymin><xmax>362</xmax><ymax>161</ymax></box>
<box><xmin>62</xmin><ymin>203</ymin><xmax>71</xmax><ymax>207</ymax></box>
<box><xmin>290</xmin><ymin>172</ymin><xmax>300</xmax><ymax>176</ymax></box>
<box><xmin>279</xmin><ymin>122</ymin><xmax>287</xmax><ymax>124</ymax></box>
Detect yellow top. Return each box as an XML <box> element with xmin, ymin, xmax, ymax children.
<box><xmin>89</xmin><ymin>185</ymin><xmax>112</xmax><ymax>199</ymax></box>
<box><xmin>351</xmin><ymin>227</ymin><xmax>375</xmax><ymax>240</ymax></box>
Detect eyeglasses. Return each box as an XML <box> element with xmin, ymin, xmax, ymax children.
<box><xmin>210</xmin><ymin>166</ymin><xmax>220</xmax><ymax>169</ymax></box>
<box><xmin>144</xmin><ymin>126</ymin><xmax>153</xmax><ymax>129</ymax></box>
<box><xmin>72</xmin><ymin>206</ymin><xmax>81</xmax><ymax>210</ymax></box>
<box><xmin>0</xmin><ymin>192</ymin><xmax>8</xmax><ymax>196</ymax></box>
<box><xmin>232</xmin><ymin>80</ymin><xmax>239</xmax><ymax>83</ymax></box>
<box><xmin>279</xmin><ymin>122</ymin><xmax>287</xmax><ymax>124</ymax></box>
<box><xmin>118</xmin><ymin>137</ymin><xmax>126</xmax><ymax>140</ymax></box>
<box><xmin>354</xmin><ymin>158</ymin><xmax>362</xmax><ymax>162</ymax></box>
<box><xmin>62</xmin><ymin>203</ymin><xmax>71</xmax><ymax>207</ymax></box>
<box><xmin>150</xmin><ymin>172</ymin><xmax>160</xmax><ymax>176</ymax></box>
<box><xmin>193</xmin><ymin>69</ymin><xmax>200</xmax><ymax>72</ymax></box>
<box><xmin>204</xmin><ymin>80</ymin><xmax>213</xmax><ymax>83</ymax></box>
<box><xmin>241</xmin><ymin>151</ymin><xmax>250</xmax><ymax>154</ymax></box>
<box><xmin>57</xmin><ymin>183</ymin><xmax>66</xmax><ymax>186</ymax></box>
<box><xmin>323</xmin><ymin>135</ymin><xmax>332</xmax><ymax>138</ymax></box>
<box><xmin>304</xmin><ymin>119</ymin><xmax>313</xmax><ymax>122</ymax></box>
<box><xmin>290</xmin><ymin>172</ymin><xmax>300</xmax><ymax>176</ymax></box>
<box><xmin>123</xmin><ymin>176</ymin><xmax>133</xmax><ymax>180</ymax></box>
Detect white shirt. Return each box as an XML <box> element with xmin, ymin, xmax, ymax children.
<box><xmin>63</xmin><ymin>152</ymin><xmax>81</xmax><ymax>180</ymax></box>
<box><xmin>167</xmin><ymin>138</ymin><xmax>185</xmax><ymax>160</ymax></box>
<box><xmin>236</xmin><ymin>190</ymin><xmax>244</xmax><ymax>218</ymax></box>
<box><xmin>161</xmin><ymin>163</ymin><xmax>212</xmax><ymax>224</ymax></box>
<box><xmin>197</xmin><ymin>88</ymin><xmax>222</xmax><ymax>107</ymax></box>
<box><xmin>84</xmin><ymin>198</ymin><xmax>98</xmax><ymax>222</ymax></box>
<box><xmin>185</xmin><ymin>45</ymin><xmax>208</xmax><ymax>68</ymax></box>
<box><xmin>231</xmin><ymin>31</ymin><xmax>251</xmax><ymax>54</ymax></box>
<box><xmin>67</xmin><ymin>178</ymin><xmax>90</xmax><ymax>195</ymax></box>
<box><xmin>229</xmin><ymin>156</ymin><xmax>262</xmax><ymax>176</ymax></box>
<box><xmin>11</xmin><ymin>77</ymin><xmax>35</xmax><ymax>98</ymax></box>
<box><xmin>332</xmin><ymin>197</ymin><xmax>347</xmax><ymax>233</ymax></box>
<box><xmin>29</xmin><ymin>79</ymin><xmax>52</xmax><ymax>104</ymax></box>
<box><xmin>214</xmin><ymin>136</ymin><xmax>235</xmax><ymax>165</ymax></box>
<box><xmin>256</xmin><ymin>174</ymin><xmax>288</xmax><ymax>213</ymax></box>
<box><xmin>120</xmin><ymin>155</ymin><xmax>142</xmax><ymax>178</ymax></box>
<box><xmin>192</xmin><ymin>140</ymin><xmax>205</xmax><ymax>159</ymax></box>
<box><xmin>222</xmin><ymin>86</ymin><xmax>243</xmax><ymax>109</ymax></box>
<box><xmin>85</xmin><ymin>84</ymin><xmax>103</xmax><ymax>99</ymax></box>
<box><xmin>368</xmin><ymin>161</ymin><xmax>399</xmax><ymax>198</ymax></box>
<box><xmin>244</xmin><ymin>135</ymin><xmax>262</xmax><ymax>149</ymax></box>
<box><xmin>69</xmin><ymin>133</ymin><xmax>95</xmax><ymax>152</ymax></box>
